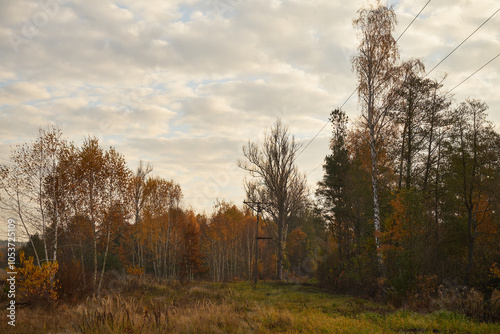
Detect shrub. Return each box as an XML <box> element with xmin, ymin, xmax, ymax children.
<box><xmin>15</xmin><ymin>251</ymin><xmax>59</xmax><ymax>305</ymax></box>
<box><xmin>125</xmin><ymin>264</ymin><xmax>144</xmax><ymax>278</ymax></box>
<box><xmin>407</xmin><ymin>274</ymin><xmax>438</xmax><ymax>311</ymax></box>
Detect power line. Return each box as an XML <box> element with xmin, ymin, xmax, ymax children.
<box><xmin>304</xmin><ymin>4</ymin><xmax>499</xmax><ymax>178</ymax></box>
<box><xmin>296</xmin><ymin>0</ymin><xmax>432</xmax><ymax>168</ymax></box>
<box><xmin>425</xmin><ymin>8</ymin><xmax>500</xmax><ymax>78</ymax></box>
<box><xmin>395</xmin><ymin>0</ymin><xmax>432</xmax><ymax>44</ymax></box>
<box><xmin>307</xmin><ymin>52</ymin><xmax>500</xmax><ymax>179</ymax></box>
<box><xmin>447</xmin><ymin>52</ymin><xmax>500</xmax><ymax>94</ymax></box>
<box><xmin>307</xmin><ymin>163</ymin><xmax>322</xmax><ymax>177</ymax></box>
<box><xmin>307</xmin><ymin>50</ymin><xmax>499</xmax><ymax>178</ymax></box>
<box><xmin>296</xmin><ymin>88</ymin><xmax>357</xmax><ymax>161</ymax></box>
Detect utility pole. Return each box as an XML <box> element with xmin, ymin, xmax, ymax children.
<box><xmin>244</xmin><ymin>201</ymin><xmax>272</xmax><ymax>287</ymax></box>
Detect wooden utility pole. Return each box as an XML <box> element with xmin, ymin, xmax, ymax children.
<box><xmin>244</xmin><ymin>201</ymin><xmax>272</xmax><ymax>287</ymax></box>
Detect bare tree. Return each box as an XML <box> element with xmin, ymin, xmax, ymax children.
<box><xmin>0</xmin><ymin>125</ymin><xmax>67</xmax><ymax>265</ymax></box>
<box><xmin>0</xmin><ymin>163</ymin><xmax>42</xmax><ymax>267</ymax></box>
<box><xmin>238</xmin><ymin>119</ymin><xmax>307</xmax><ymax>280</ymax></box>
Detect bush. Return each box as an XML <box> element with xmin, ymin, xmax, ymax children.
<box><xmin>406</xmin><ymin>274</ymin><xmax>438</xmax><ymax>311</ymax></box>
<box><xmin>15</xmin><ymin>251</ymin><xmax>59</xmax><ymax>305</ymax></box>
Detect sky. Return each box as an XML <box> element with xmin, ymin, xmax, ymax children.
<box><xmin>0</xmin><ymin>0</ymin><xmax>499</xmax><ymax>223</ymax></box>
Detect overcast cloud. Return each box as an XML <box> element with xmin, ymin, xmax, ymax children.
<box><xmin>1</xmin><ymin>0</ymin><xmax>499</xmax><ymax>223</ymax></box>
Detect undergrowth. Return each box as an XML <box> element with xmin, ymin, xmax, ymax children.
<box><xmin>1</xmin><ymin>278</ymin><xmax>499</xmax><ymax>333</ymax></box>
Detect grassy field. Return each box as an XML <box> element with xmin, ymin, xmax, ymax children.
<box><xmin>1</xmin><ymin>280</ymin><xmax>499</xmax><ymax>333</ymax></box>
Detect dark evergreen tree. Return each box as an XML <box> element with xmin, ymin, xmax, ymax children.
<box><xmin>316</xmin><ymin>109</ymin><xmax>351</xmax><ymax>262</ymax></box>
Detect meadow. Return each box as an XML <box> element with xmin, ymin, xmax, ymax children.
<box><xmin>2</xmin><ymin>278</ymin><xmax>500</xmax><ymax>333</ymax></box>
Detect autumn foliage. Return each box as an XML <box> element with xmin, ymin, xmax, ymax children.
<box><xmin>16</xmin><ymin>251</ymin><xmax>59</xmax><ymax>304</ymax></box>
<box><xmin>312</xmin><ymin>3</ymin><xmax>500</xmax><ymax>312</ymax></box>
<box><xmin>0</xmin><ymin>6</ymin><xmax>499</xmax><ymax>321</ymax></box>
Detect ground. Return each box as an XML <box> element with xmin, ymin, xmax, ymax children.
<box><xmin>1</xmin><ymin>279</ymin><xmax>499</xmax><ymax>333</ymax></box>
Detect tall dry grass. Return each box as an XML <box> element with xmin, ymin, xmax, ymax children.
<box><xmin>1</xmin><ymin>278</ymin><xmax>499</xmax><ymax>333</ymax></box>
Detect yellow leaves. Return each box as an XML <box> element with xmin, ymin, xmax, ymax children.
<box><xmin>385</xmin><ymin>192</ymin><xmax>409</xmax><ymax>243</ymax></box>
<box><xmin>125</xmin><ymin>264</ymin><xmax>144</xmax><ymax>277</ymax></box>
<box><xmin>383</xmin><ymin>190</ymin><xmax>426</xmax><ymax>257</ymax></box>
<box><xmin>491</xmin><ymin>263</ymin><xmax>500</xmax><ymax>279</ymax></box>
<box><xmin>139</xmin><ymin>177</ymin><xmax>184</xmax><ymax>252</ymax></box>
<box><xmin>179</xmin><ymin>210</ymin><xmax>205</xmax><ymax>281</ymax></box>
<box><xmin>15</xmin><ymin>251</ymin><xmax>59</xmax><ymax>303</ymax></box>
<box><xmin>383</xmin><ymin>193</ymin><xmax>409</xmax><ymax>254</ymax></box>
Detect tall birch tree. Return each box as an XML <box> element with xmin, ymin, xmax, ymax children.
<box><xmin>352</xmin><ymin>1</ymin><xmax>400</xmax><ymax>271</ymax></box>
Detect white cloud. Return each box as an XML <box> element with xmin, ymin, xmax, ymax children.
<box><xmin>0</xmin><ymin>82</ymin><xmax>51</xmax><ymax>104</ymax></box>
<box><xmin>0</xmin><ymin>0</ymin><xmax>499</xmax><ymax>222</ymax></box>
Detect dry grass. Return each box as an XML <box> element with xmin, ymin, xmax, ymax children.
<box><xmin>1</xmin><ymin>280</ymin><xmax>499</xmax><ymax>333</ymax></box>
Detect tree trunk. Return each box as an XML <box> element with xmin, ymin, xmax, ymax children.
<box><xmin>52</xmin><ymin>169</ymin><xmax>59</xmax><ymax>262</ymax></box>
<box><xmin>80</xmin><ymin>240</ymin><xmax>86</xmax><ymax>287</ymax></box>
<box><xmin>398</xmin><ymin>123</ymin><xmax>407</xmax><ymax>190</ymax></box>
<box><xmin>15</xmin><ymin>179</ymin><xmax>41</xmax><ymax>267</ymax></box>
<box><xmin>432</xmin><ymin>138</ymin><xmax>442</xmax><ymax>271</ymax></box>
<box><xmin>405</xmin><ymin>112</ymin><xmax>413</xmax><ymax>189</ymax></box>
<box><xmin>93</xmin><ymin>229</ymin><xmax>97</xmax><ymax>291</ymax></box>
<box><xmin>38</xmin><ymin>158</ymin><xmax>49</xmax><ymax>263</ymax></box>
<box><xmin>370</xmin><ymin>135</ymin><xmax>383</xmax><ymax>272</ymax></box>
<box><xmin>278</xmin><ymin>218</ymin><xmax>283</xmax><ymax>280</ymax></box>
<box><xmin>422</xmin><ymin>91</ymin><xmax>437</xmax><ymax>193</ymax></box>
<box><xmin>465</xmin><ymin>206</ymin><xmax>476</xmax><ymax>287</ymax></box>
<box><xmin>97</xmin><ymin>223</ymin><xmax>111</xmax><ymax>296</ymax></box>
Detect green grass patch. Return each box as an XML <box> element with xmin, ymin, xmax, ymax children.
<box><xmin>3</xmin><ymin>280</ymin><xmax>499</xmax><ymax>333</ymax></box>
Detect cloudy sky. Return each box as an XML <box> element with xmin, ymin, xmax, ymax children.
<box><xmin>1</xmin><ymin>0</ymin><xmax>499</xmax><ymax>217</ymax></box>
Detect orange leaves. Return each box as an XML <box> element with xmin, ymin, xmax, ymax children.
<box><xmin>15</xmin><ymin>251</ymin><xmax>59</xmax><ymax>304</ymax></box>
<box><xmin>491</xmin><ymin>263</ymin><xmax>500</xmax><ymax>279</ymax></box>
<box><xmin>143</xmin><ymin>176</ymin><xmax>182</xmax><ymax>215</ymax></box>
<box><xmin>346</xmin><ymin>126</ymin><xmax>395</xmax><ymax>179</ymax></box>
<box><xmin>125</xmin><ymin>264</ymin><xmax>145</xmax><ymax>278</ymax></box>
<box><xmin>179</xmin><ymin>210</ymin><xmax>205</xmax><ymax>282</ymax></box>
<box><xmin>346</xmin><ymin>127</ymin><xmax>371</xmax><ymax>172</ymax></box>
<box><xmin>384</xmin><ymin>192</ymin><xmax>410</xmax><ymax>245</ymax></box>
<box><xmin>132</xmin><ymin>174</ymin><xmax>184</xmax><ymax>278</ymax></box>
<box><xmin>209</xmin><ymin>203</ymin><xmax>245</xmax><ymax>245</ymax></box>
<box><xmin>140</xmin><ymin>177</ymin><xmax>182</xmax><ymax>250</ymax></box>
<box><xmin>475</xmin><ymin>194</ymin><xmax>498</xmax><ymax>241</ymax></box>
<box><xmin>201</xmin><ymin>202</ymin><xmax>261</xmax><ymax>282</ymax></box>
<box><xmin>288</xmin><ymin>228</ymin><xmax>307</xmax><ymax>246</ymax></box>
<box><xmin>383</xmin><ymin>190</ymin><xmax>425</xmax><ymax>254</ymax></box>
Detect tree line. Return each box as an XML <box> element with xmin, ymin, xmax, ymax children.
<box><xmin>0</xmin><ymin>1</ymin><xmax>498</xmax><ymax>308</ymax></box>
<box><xmin>0</xmin><ymin>126</ymin><xmax>320</xmax><ymax>300</ymax></box>
<box><xmin>316</xmin><ymin>2</ymin><xmax>500</xmax><ymax>307</ymax></box>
